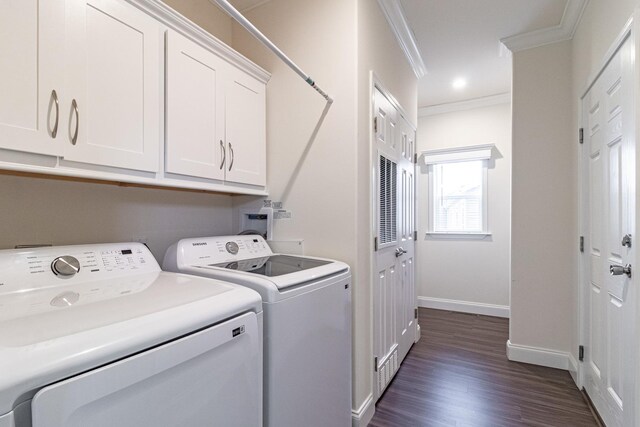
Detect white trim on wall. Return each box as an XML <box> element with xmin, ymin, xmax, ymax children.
<box><xmin>419</xmin><ymin>93</ymin><xmax>510</xmax><ymax>117</ymax></box>
<box><xmin>506</xmin><ymin>340</ymin><xmax>573</xmax><ymax>371</ymax></box>
<box><xmin>418</xmin><ymin>296</ymin><xmax>510</xmax><ymax>318</ymax></box>
<box><xmin>500</xmin><ymin>0</ymin><xmax>589</xmax><ymax>52</ymax></box>
<box><xmin>351</xmin><ymin>393</ymin><xmax>375</xmax><ymax>427</ymax></box>
<box><xmin>376</xmin><ymin>0</ymin><xmax>427</xmax><ymax>79</ymax></box>
<box><xmin>568</xmin><ymin>353</ymin><xmax>579</xmax><ymax>387</ymax></box>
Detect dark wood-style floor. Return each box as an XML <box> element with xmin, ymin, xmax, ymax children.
<box><xmin>370</xmin><ymin>308</ymin><xmax>598</xmax><ymax>427</ymax></box>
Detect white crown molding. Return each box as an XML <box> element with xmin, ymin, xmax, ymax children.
<box><xmin>500</xmin><ymin>0</ymin><xmax>589</xmax><ymax>52</ymax></box>
<box><xmin>377</xmin><ymin>0</ymin><xmax>427</xmax><ymax>79</ymax></box>
<box><xmin>125</xmin><ymin>0</ymin><xmax>270</xmax><ymax>82</ymax></box>
<box><xmin>419</xmin><ymin>93</ymin><xmax>510</xmax><ymax>117</ymax></box>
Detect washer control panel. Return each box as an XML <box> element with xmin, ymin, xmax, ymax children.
<box><xmin>178</xmin><ymin>235</ymin><xmax>273</xmax><ymax>265</ymax></box>
<box><xmin>0</xmin><ymin>243</ymin><xmax>159</xmax><ymax>295</ymax></box>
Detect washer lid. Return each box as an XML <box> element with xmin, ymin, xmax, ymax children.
<box><xmin>211</xmin><ymin>255</ymin><xmax>331</xmax><ymax>277</ymax></box>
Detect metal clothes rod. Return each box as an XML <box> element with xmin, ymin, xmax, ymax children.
<box><xmin>213</xmin><ymin>0</ymin><xmax>333</xmax><ymax>104</ymax></box>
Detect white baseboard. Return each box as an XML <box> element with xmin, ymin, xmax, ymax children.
<box><xmin>568</xmin><ymin>352</ymin><xmax>579</xmax><ymax>387</ymax></box>
<box><xmin>506</xmin><ymin>340</ymin><xmax>571</xmax><ymax>370</ymax></box>
<box><xmin>418</xmin><ymin>296</ymin><xmax>510</xmax><ymax>318</ymax></box>
<box><xmin>352</xmin><ymin>393</ymin><xmax>375</xmax><ymax>427</ymax></box>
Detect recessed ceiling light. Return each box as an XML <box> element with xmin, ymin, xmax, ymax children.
<box><xmin>452</xmin><ymin>78</ymin><xmax>467</xmax><ymax>90</ymax></box>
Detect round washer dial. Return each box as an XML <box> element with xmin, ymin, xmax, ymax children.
<box><xmin>51</xmin><ymin>255</ymin><xmax>81</xmax><ymax>277</ymax></box>
<box><xmin>225</xmin><ymin>241</ymin><xmax>239</xmax><ymax>255</ymax></box>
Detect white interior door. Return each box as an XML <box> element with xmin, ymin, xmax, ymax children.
<box><xmin>0</xmin><ymin>0</ymin><xmax>65</xmax><ymax>156</ymax></box>
<box><xmin>64</xmin><ymin>0</ymin><xmax>161</xmax><ymax>172</ymax></box>
<box><xmin>582</xmin><ymin>33</ymin><xmax>636</xmax><ymax>427</ymax></box>
<box><xmin>397</xmin><ymin>117</ymin><xmax>417</xmax><ymax>362</ymax></box>
<box><xmin>373</xmin><ymin>87</ymin><xmax>416</xmax><ymax>399</ymax></box>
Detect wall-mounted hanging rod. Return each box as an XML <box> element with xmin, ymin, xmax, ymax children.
<box><xmin>213</xmin><ymin>0</ymin><xmax>333</xmax><ymax>104</ymax></box>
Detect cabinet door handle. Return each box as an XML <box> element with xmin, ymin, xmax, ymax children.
<box><xmin>51</xmin><ymin>90</ymin><xmax>59</xmax><ymax>138</ymax></box>
<box><xmin>228</xmin><ymin>142</ymin><xmax>234</xmax><ymax>171</ymax></box>
<box><xmin>220</xmin><ymin>140</ymin><xmax>226</xmax><ymax>170</ymax></box>
<box><xmin>71</xmin><ymin>99</ymin><xmax>79</xmax><ymax>145</ymax></box>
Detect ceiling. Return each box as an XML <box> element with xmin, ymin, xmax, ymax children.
<box><xmin>399</xmin><ymin>0</ymin><xmax>569</xmax><ymax>107</ymax></box>
<box><xmin>226</xmin><ymin>0</ymin><xmax>570</xmax><ymax>107</ymax></box>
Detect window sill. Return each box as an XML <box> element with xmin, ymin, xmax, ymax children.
<box><xmin>425</xmin><ymin>232</ymin><xmax>492</xmax><ymax>240</ymax></box>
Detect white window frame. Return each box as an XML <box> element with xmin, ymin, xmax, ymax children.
<box><xmin>424</xmin><ymin>144</ymin><xmax>494</xmax><ymax>239</ymax></box>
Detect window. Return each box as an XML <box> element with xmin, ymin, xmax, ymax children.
<box><xmin>424</xmin><ymin>145</ymin><xmax>493</xmax><ymax>236</ymax></box>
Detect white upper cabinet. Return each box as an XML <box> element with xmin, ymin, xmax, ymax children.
<box><xmin>0</xmin><ymin>0</ymin><xmax>65</xmax><ymax>156</ymax></box>
<box><xmin>166</xmin><ymin>29</ymin><xmax>266</xmax><ymax>187</ymax></box>
<box><xmin>225</xmin><ymin>70</ymin><xmax>266</xmax><ymax>186</ymax></box>
<box><xmin>0</xmin><ymin>0</ymin><xmax>269</xmax><ymax>194</ymax></box>
<box><xmin>166</xmin><ymin>30</ymin><xmax>225</xmax><ymax>181</ymax></box>
<box><xmin>63</xmin><ymin>0</ymin><xmax>161</xmax><ymax>172</ymax></box>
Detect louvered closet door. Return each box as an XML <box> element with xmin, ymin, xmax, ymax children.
<box><xmin>373</xmin><ymin>91</ymin><xmax>402</xmax><ymax>397</ymax></box>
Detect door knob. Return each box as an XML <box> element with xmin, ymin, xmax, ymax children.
<box><xmin>395</xmin><ymin>247</ymin><xmax>406</xmax><ymax>257</ymax></box>
<box><xmin>610</xmin><ymin>264</ymin><xmax>632</xmax><ymax>278</ymax></box>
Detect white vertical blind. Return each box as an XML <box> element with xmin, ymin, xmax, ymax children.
<box><xmin>432</xmin><ymin>160</ymin><xmax>484</xmax><ymax>233</ymax></box>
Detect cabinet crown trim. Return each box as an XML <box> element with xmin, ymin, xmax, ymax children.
<box><xmin>127</xmin><ymin>0</ymin><xmax>271</xmax><ymax>83</ymax></box>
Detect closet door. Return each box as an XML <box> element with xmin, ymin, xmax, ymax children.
<box><xmin>64</xmin><ymin>0</ymin><xmax>161</xmax><ymax>172</ymax></box>
<box><xmin>165</xmin><ymin>30</ymin><xmax>225</xmax><ymax>181</ymax></box>
<box><xmin>0</xmin><ymin>0</ymin><xmax>65</xmax><ymax>156</ymax></box>
<box><xmin>225</xmin><ymin>70</ymin><xmax>266</xmax><ymax>186</ymax></box>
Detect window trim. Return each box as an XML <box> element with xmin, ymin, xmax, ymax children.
<box><xmin>424</xmin><ymin>144</ymin><xmax>494</xmax><ymax>238</ymax></box>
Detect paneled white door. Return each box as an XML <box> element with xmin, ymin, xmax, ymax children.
<box><xmin>396</xmin><ymin>116</ymin><xmax>417</xmax><ymax>362</ymax></box>
<box><xmin>373</xmin><ymin>87</ymin><xmax>416</xmax><ymax>399</ymax></box>
<box><xmin>64</xmin><ymin>0</ymin><xmax>161</xmax><ymax>172</ymax></box>
<box><xmin>0</xmin><ymin>0</ymin><xmax>65</xmax><ymax>156</ymax></box>
<box><xmin>582</xmin><ymin>33</ymin><xmax>636</xmax><ymax>427</ymax></box>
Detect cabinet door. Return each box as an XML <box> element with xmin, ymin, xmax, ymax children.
<box><xmin>165</xmin><ymin>30</ymin><xmax>225</xmax><ymax>180</ymax></box>
<box><xmin>0</xmin><ymin>0</ymin><xmax>64</xmax><ymax>156</ymax></box>
<box><xmin>225</xmin><ymin>71</ymin><xmax>266</xmax><ymax>186</ymax></box>
<box><xmin>64</xmin><ymin>0</ymin><xmax>161</xmax><ymax>172</ymax></box>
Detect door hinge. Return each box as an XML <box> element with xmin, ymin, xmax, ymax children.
<box><xmin>580</xmin><ymin>236</ymin><xmax>584</xmax><ymax>253</ymax></box>
<box><xmin>579</xmin><ymin>127</ymin><xmax>584</xmax><ymax>144</ymax></box>
<box><xmin>414</xmin><ymin>230</ymin><xmax>417</xmax><ymax>240</ymax></box>
<box><xmin>414</xmin><ymin>308</ymin><xmax>418</xmax><ymax>319</ymax></box>
<box><xmin>374</xmin><ymin>356</ymin><xmax>378</xmax><ymax>372</ymax></box>
<box><xmin>579</xmin><ymin>345</ymin><xmax>584</xmax><ymax>362</ymax></box>
<box><xmin>373</xmin><ymin>117</ymin><xmax>378</xmax><ymax>133</ymax></box>
<box><xmin>374</xmin><ymin>237</ymin><xmax>378</xmax><ymax>251</ymax></box>
<box><xmin>413</xmin><ymin>153</ymin><xmax>418</xmax><ymax>164</ymax></box>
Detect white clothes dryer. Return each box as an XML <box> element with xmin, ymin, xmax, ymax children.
<box><xmin>163</xmin><ymin>235</ymin><xmax>352</xmax><ymax>427</ymax></box>
<box><xmin>0</xmin><ymin>242</ymin><xmax>262</xmax><ymax>427</ymax></box>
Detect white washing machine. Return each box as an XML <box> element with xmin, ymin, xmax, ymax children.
<box><xmin>0</xmin><ymin>242</ymin><xmax>263</xmax><ymax>427</ymax></box>
<box><xmin>163</xmin><ymin>235</ymin><xmax>352</xmax><ymax>427</ymax></box>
